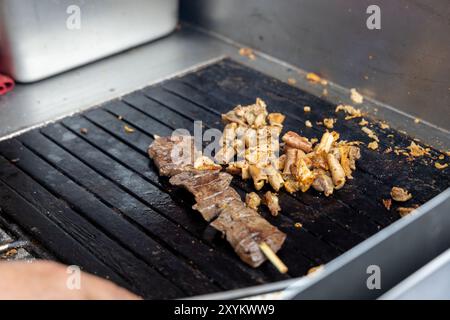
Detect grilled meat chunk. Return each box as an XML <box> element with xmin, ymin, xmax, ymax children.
<box><xmin>282</xmin><ymin>131</ymin><xmax>312</xmax><ymax>152</ymax></box>
<box><xmin>391</xmin><ymin>187</ymin><xmax>412</xmax><ymax>202</ymax></box>
<box><xmin>312</xmin><ymin>170</ymin><xmax>334</xmax><ymax>196</ymax></box>
<box><xmin>245</xmin><ymin>192</ymin><xmax>261</xmax><ymax>210</ymax></box>
<box><xmin>211</xmin><ymin>199</ymin><xmax>286</xmax><ymax>267</ymax></box>
<box><xmin>148</xmin><ymin>135</ymin><xmax>199</xmax><ymax>177</ymax></box>
<box><xmin>263</xmin><ymin>191</ymin><xmax>281</xmax><ymax>216</ymax></box>
<box><xmin>169</xmin><ymin>170</ymin><xmax>240</xmax><ymax>222</ymax></box>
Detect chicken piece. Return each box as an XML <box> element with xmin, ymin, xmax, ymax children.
<box><xmin>316</xmin><ymin>131</ymin><xmax>334</xmax><ymax>154</ymax></box>
<box><xmin>193</xmin><ymin>156</ymin><xmax>222</xmax><ymax>171</ymax></box>
<box><xmin>253</xmin><ymin>112</ymin><xmax>267</xmax><ymax>128</ymax></box>
<box><xmin>292</xmin><ymin>158</ymin><xmax>316</xmax><ymax>192</ymax></box>
<box><xmin>283</xmin><ymin>147</ymin><xmax>305</xmax><ymax>175</ymax></box>
<box><xmin>339</xmin><ymin>145</ymin><xmax>353</xmax><ymax>179</ymax></box>
<box><xmin>249</xmin><ymin>165</ymin><xmax>268</xmax><ymax>190</ymax></box>
<box><xmin>274</xmin><ymin>154</ymin><xmax>286</xmax><ymax>171</ymax></box>
<box><xmin>282</xmin><ymin>131</ymin><xmax>312</xmax><ymax>152</ymax></box>
<box><xmin>215</xmin><ymin>146</ymin><xmax>236</xmax><ymax>164</ymax></box>
<box><xmin>244</xmin><ymin>128</ymin><xmax>258</xmax><ymax>148</ymax></box>
<box><xmin>348</xmin><ymin>146</ymin><xmax>361</xmax><ymax>170</ymax></box>
<box><xmin>222</xmin><ymin>111</ymin><xmax>247</xmax><ymax>126</ymax></box>
<box><xmin>329</xmin><ymin>147</ymin><xmax>341</xmax><ymax>161</ymax></box>
<box><xmin>309</xmin><ymin>151</ymin><xmax>329</xmax><ymax>171</ymax></box>
<box><xmin>267</xmin><ymin>113</ymin><xmax>286</xmax><ymax>127</ymax></box>
<box><xmin>244</xmin><ymin>112</ymin><xmax>256</xmax><ymax>126</ymax></box>
<box><xmin>245</xmin><ymin>192</ymin><xmax>261</xmax><ymax>210</ymax></box>
<box><xmin>391</xmin><ymin>187</ymin><xmax>412</xmax><ymax>202</ymax></box>
<box><xmin>264</xmin><ymin>164</ymin><xmax>284</xmax><ymax>191</ymax></box>
<box><xmin>264</xmin><ymin>191</ymin><xmax>281</xmax><ymax>216</ymax></box>
<box><xmin>327</xmin><ymin>153</ymin><xmax>346</xmax><ymax>189</ymax></box>
<box><xmin>227</xmin><ymin>161</ymin><xmax>250</xmax><ymax>180</ymax></box>
<box><xmin>312</xmin><ymin>170</ymin><xmax>334</xmax><ymax>196</ymax></box>
<box><xmin>284</xmin><ymin>177</ymin><xmax>300</xmax><ymax>193</ymax></box>
<box><xmin>220</xmin><ymin>123</ymin><xmax>238</xmax><ymax>146</ymax></box>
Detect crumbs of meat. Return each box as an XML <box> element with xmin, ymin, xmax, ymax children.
<box><xmin>218</xmin><ymin>98</ymin><xmax>362</xmax><ymax>202</ymax></box>
<box><xmin>391</xmin><ymin>187</ymin><xmax>412</xmax><ymax>202</ymax></box>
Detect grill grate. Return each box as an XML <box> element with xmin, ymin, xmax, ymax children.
<box><xmin>0</xmin><ymin>59</ymin><xmax>448</xmax><ymax>298</ymax></box>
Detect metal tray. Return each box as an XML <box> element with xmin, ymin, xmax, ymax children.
<box><xmin>0</xmin><ymin>0</ymin><xmax>178</xmax><ymax>82</ymax></box>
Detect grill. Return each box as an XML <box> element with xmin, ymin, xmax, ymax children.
<box><xmin>0</xmin><ymin>59</ymin><xmax>448</xmax><ymax>299</ymax></box>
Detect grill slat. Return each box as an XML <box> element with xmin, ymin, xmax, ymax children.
<box><xmin>0</xmin><ymin>59</ymin><xmax>447</xmax><ymax>298</ymax></box>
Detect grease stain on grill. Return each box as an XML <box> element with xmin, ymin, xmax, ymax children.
<box><xmin>0</xmin><ymin>59</ymin><xmax>448</xmax><ymax>299</ymax></box>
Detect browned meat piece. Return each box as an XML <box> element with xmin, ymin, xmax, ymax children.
<box><xmin>391</xmin><ymin>187</ymin><xmax>412</xmax><ymax>202</ymax></box>
<box><xmin>148</xmin><ymin>135</ymin><xmax>199</xmax><ymax>177</ymax></box>
<box><xmin>263</xmin><ymin>191</ymin><xmax>281</xmax><ymax>216</ymax></box>
<box><xmin>348</xmin><ymin>146</ymin><xmax>361</xmax><ymax>170</ymax></box>
<box><xmin>245</xmin><ymin>192</ymin><xmax>261</xmax><ymax>210</ymax></box>
<box><xmin>282</xmin><ymin>131</ymin><xmax>312</xmax><ymax>152</ymax></box>
<box><xmin>170</xmin><ymin>170</ymin><xmax>240</xmax><ymax>221</ymax></box>
<box><xmin>169</xmin><ymin>171</ymin><xmax>233</xmax><ymax>203</ymax></box>
<box><xmin>312</xmin><ymin>170</ymin><xmax>334</xmax><ymax>196</ymax></box>
<box><xmin>211</xmin><ymin>199</ymin><xmax>286</xmax><ymax>268</ymax></box>
<box><xmin>193</xmin><ymin>188</ymin><xmax>241</xmax><ymax>221</ymax></box>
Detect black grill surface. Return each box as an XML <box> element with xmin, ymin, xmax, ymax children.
<box><xmin>0</xmin><ymin>59</ymin><xmax>448</xmax><ymax>298</ymax></box>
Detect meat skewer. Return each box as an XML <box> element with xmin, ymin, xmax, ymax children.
<box><xmin>148</xmin><ymin>135</ymin><xmax>287</xmax><ymax>270</ymax></box>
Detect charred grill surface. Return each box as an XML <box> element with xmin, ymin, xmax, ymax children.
<box><xmin>0</xmin><ymin>59</ymin><xmax>448</xmax><ymax>298</ymax></box>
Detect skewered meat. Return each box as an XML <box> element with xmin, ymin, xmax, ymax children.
<box><xmin>193</xmin><ymin>187</ymin><xmax>241</xmax><ymax>222</ymax></box>
<box><xmin>211</xmin><ymin>199</ymin><xmax>286</xmax><ymax>267</ymax></box>
<box><xmin>169</xmin><ymin>171</ymin><xmax>233</xmax><ymax>204</ymax></box>
<box><xmin>148</xmin><ymin>135</ymin><xmax>199</xmax><ymax>176</ymax></box>
<box><xmin>149</xmin><ymin>136</ymin><xmax>286</xmax><ymax>268</ymax></box>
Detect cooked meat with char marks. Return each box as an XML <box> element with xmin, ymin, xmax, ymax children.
<box><xmin>193</xmin><ymin>188</ymin><xmax>242</xmax><ymax>221</ymax></box>
<box><xmin>148</xmin><ymin>135</ymin><xmax>199</xmax><ymax>177</ymax></box>
<box><xmin>169</xmin><ymin>171</ymin><xmax>233</xmax><ymax>202</ymax></box>
<box><xmin>170</xmin><ymin>170</ymin><xmax>240</xmax><ymax>221</ymax></box>
<box><xmin>211</xmin><ymin>199</ymin><xmax>286</xmax><ymax>268</ymax></box>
